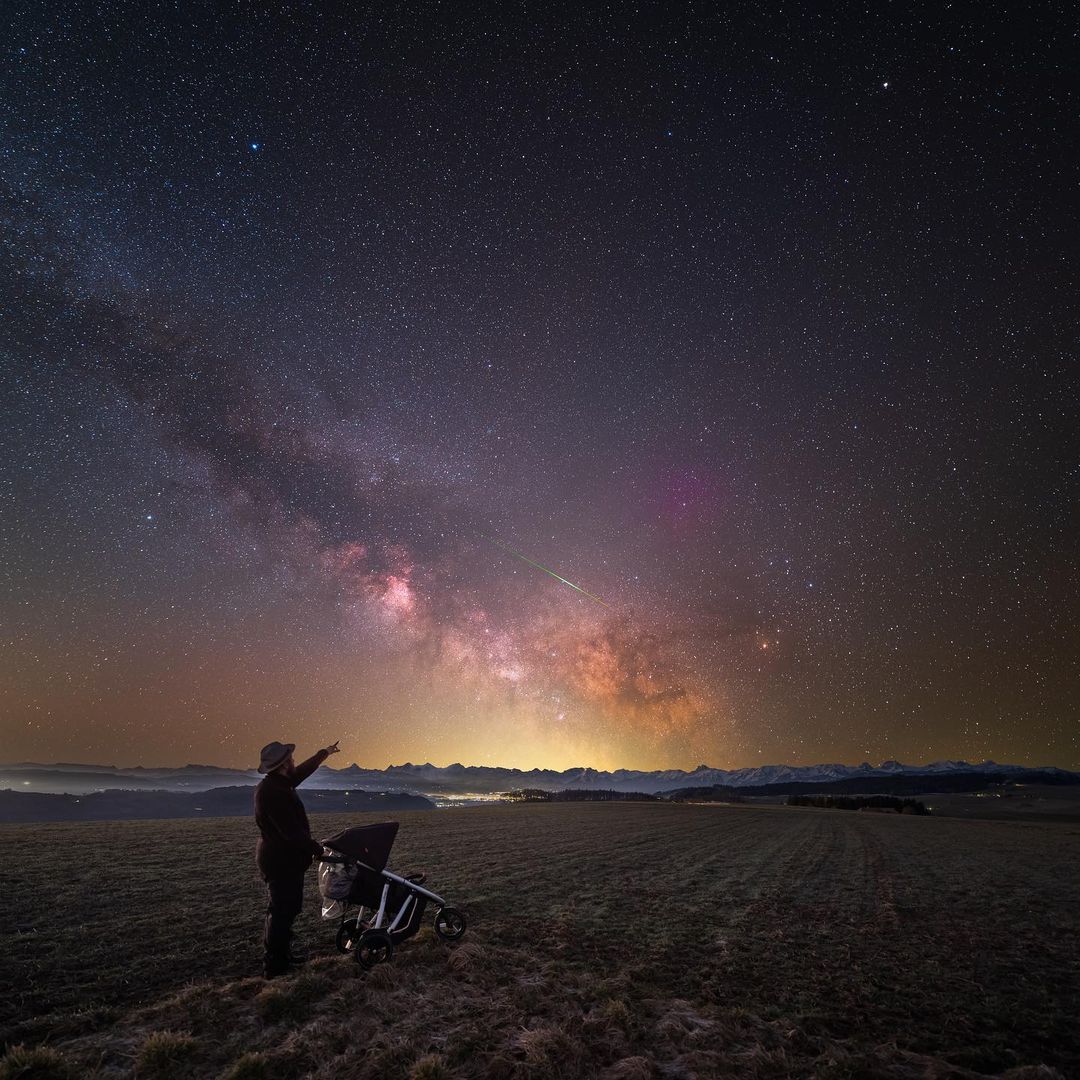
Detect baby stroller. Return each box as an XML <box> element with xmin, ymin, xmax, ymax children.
<box><xmin>318</xmin><ymin>821</ymin><xmax>466</xmax><ymax>969</ymax></box>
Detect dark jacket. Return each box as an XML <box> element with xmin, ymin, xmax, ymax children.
<box><xmin>255</xmin><ymin>749</ymin><xmax>328</xmax><ymax>880</ymax></box>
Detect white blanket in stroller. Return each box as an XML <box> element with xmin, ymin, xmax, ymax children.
<box><xmin>318</xmin><ymin>854</ymin><xmax>358</xmax><ymax>919</ymax></box>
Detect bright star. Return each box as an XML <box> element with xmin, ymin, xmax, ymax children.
<box><xmin>250</xmin><ymin>142</ymin><xmax>260</xmax><ymax>151</ymax></box>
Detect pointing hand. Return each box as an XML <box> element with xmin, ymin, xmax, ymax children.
<box><xmin>324</xmin><ymin>740</ymin><xmax>341</xmax><ymax>756</ymax></box>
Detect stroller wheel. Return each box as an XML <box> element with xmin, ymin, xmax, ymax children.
<box><xmin>434</xmin><ymin>907</ymin><xmax>467</xmax><ymax>941</ymax></box>
<box><xmin>336</xmin><ymin>916</ymin><xmax>368</xmax><ymax>954</ymax></box>
<box><xmin>355</xmin><ymin>928</ymin><xmax>394</xmax><ymax>969</ymax></box>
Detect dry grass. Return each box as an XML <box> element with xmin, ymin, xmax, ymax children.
<box><xmin>1</xmin><ymin>803</ymin><xmax>1077</xmax><ymax>1078</ymax></box>
<box><xmin>133</xmin><ymin>1030</ymin><xmax>198</xmax><ymax>1078</ymax></box>
<box><xmin>0</xmin><ymin>1044</ymin><xmax>78</xmax><ymax>1080</ymax></box>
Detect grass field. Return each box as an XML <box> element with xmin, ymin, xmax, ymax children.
<box><xmin>1</xmin><ymin>803</ymin><xmax>1077</xmax><ymax>1078</ymax></box>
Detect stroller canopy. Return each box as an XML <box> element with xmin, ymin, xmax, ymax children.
<box><xmin>322</xmin><ymin>821</ymin><xmax>399</xmax><ymax>871</ymax></box>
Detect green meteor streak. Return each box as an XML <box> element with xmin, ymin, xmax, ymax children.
<box><xmin>481</xmin><ymin>535</ymin><xmax>611</xmax><ymax>609</ymax></box>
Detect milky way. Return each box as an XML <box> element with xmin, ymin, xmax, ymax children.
<box><xmin>1</xmin><ymin>5</ymin><xmax>1077</xmax><ymax>770</ymax></box>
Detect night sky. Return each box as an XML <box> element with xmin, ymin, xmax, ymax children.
<box><xmin>2</xmin><ymin>4</ymin><xmax>1077</xmax><ymax>771</ymax></box>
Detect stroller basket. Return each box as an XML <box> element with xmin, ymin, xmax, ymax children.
<box><xmin>320</xmin><ymin>821</ymin><xmax>466</xmax><ymax>969</ymax></box>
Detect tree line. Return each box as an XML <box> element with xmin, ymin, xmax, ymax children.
<box><xmin>503</xmin><ymin>788</ymin><xmax>659</xmax><ymax>802</ymax></box>
<box><xmin>786</xmin><ymin>794</ymin><xmax>930</xmax><ymax>814</ymax></box>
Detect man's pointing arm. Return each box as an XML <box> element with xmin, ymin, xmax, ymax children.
<box><xmin>291</xmin><ymin>740</ymin><xmax>340</xmax><ymax>786</ymax></box>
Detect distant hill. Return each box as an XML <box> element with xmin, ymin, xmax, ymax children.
<box><xmin>663</xmin><ymin>770</ymin><xmax>1080</xmax><ymax>801</ymax></box>
<box><xmin>1</xmin><ymin>758</ymin><xmax>1076</xmax><ymax>798</ymax></box>
<box><xmin>0</xmin><ymin>786</ymin><xmax>434</xmax><ymax>823</ymax></box>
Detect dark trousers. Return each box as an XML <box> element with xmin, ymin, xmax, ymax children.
<box><xmin>263</xmin><ymin>873</ymin><xmax>305</xmax><ymax>971</ymax></box>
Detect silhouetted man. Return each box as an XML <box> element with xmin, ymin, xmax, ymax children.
<box><xmin>254</xmin><ymin>739</ymin><xmax>340</xmax><ymax>977</ymax></box>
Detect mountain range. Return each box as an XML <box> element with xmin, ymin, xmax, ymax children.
<box><xmin>2</xmin><ymin>758</ymin><xmax>1075</xmax><ymax>797</ymax></box>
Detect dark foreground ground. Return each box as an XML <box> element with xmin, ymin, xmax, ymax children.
<box><xmin>0</xmin><ymin>803</ymin><xmax>1077</xmax><ymax>1078</ymax></box>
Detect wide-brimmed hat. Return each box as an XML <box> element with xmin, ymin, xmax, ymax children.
<box><xmin>258</xmin><ymin>741</ymin><xmax>295</xmax><ymax>773</ymax></box>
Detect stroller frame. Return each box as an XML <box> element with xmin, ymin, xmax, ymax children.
<box><xmin>356</xmin><ymin>865</ymin><xmax>441</xmax><ymax>934</ymax></box>
<box><xmin>322</xmin><ymin>822</ymin><xmax>466</xmax><ymax>968</ymax></box>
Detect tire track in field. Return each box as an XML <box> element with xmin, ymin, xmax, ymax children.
<box><xmin>722</xmin><ymin>812</ymin><xmax>848</xmax><ymax>933</ymax></box>
<box><xmin>530</xmin><ymin>806</ymin><xmax>775</xmax><ymax>965</ymax></box>
<box><xmin>477</xmin><ymin>805</ymin><xmax>805</xmax><ymax>978</ymax></box>
<box><xmin>619</xmin><ymin>811</ymin><xmax>850</xmax><ymax>991</ymax></box>
<box><xmin>688</xmin><ymin>814</ymin><xmax>894</xmax><ymax>1005</ymax></box>
<box><xmin>851</xmin><ymin>817</ymin><xmax>900</xmax><ymax>932</ymax></box>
